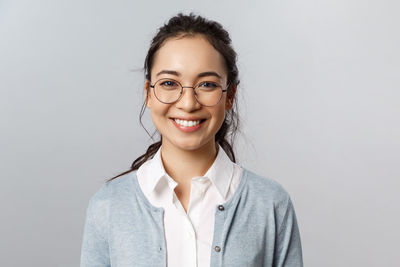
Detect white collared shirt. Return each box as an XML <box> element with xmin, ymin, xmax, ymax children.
<box><xmin>136</xmin><ymin>144</ymin><xmax>243</xmax><ymax>267</ymax></box>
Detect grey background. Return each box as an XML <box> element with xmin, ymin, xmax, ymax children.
<box><xmin>1</xmin><ymin>0</ymin><xmax>399</xmax><ymax>266</ymax></box>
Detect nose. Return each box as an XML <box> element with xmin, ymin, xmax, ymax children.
<box><xmin>175</xmin><ymin>86</ymin><xmax>202</xmax><ymax>111</ymax></box>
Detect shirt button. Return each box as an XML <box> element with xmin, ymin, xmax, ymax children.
<box><xmin>214</xmin><ymin>246</ymin><xmax>221</xmax><ymax>252</ymax></box>
<box><xmin>218</xmin><ymin>205</ymin><xmax>224</xmax><ymax>211</ymax></box>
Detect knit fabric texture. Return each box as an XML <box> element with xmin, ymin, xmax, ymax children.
<box><xmin>80</xmin><ymin>167</ymin><xmax>303</xmax><ymax>267</ymax></box>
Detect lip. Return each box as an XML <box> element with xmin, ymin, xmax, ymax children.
<box><xmin>170</xmin><ymin>118</ymin><xmax>207</xmax><ymax>133</ymax></box>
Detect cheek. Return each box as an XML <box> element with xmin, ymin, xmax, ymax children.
<box><xmin>150</xmin><ymin>105</ymin><xmax>167</xmax><ymax>120</ymax></box>
<box><xmin>211</xmin><ymin>106</ymin><xmax>227</xmax><ymax>127</ymax></box>
<box><xmin>149</xmin><ymin>101</ymin><xmax>167</xmax><ymax>123</ymax></box>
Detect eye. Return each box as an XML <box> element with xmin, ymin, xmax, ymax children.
<box><xmin>160</xmin><ymin>80</ymin><xmax>177</xmax><ymax>87</ymax></box>
<box><xmin>199</xmin><ymin>81</ymin><xmax>218</xmax><ymax>88</ymax></box>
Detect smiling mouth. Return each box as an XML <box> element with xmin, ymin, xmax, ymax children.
<box><xmin>171</xmin><ymin>118</ymin><xmax>207</xmax><ymax>127</ymax></box>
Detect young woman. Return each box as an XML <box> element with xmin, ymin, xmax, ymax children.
<box><xmin>81</xmin><ymin>13</ymin><xmax>303</xmax><ymax>267</ymax></box>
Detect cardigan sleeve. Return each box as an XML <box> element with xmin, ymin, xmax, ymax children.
<box><xmin>273</xmin><ymin>195</ymin><xmax>303</xmax><ymax>267</ymax></box>
<box><xmin>80</xmin><ymin>184</ymin><xmax>111</xmax><ymax>267</ymax></box>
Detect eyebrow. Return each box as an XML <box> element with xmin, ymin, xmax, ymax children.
<box><xmin>156</xmin><ymin>70</ymin><xmax>222</xmax><ymax>79</ymax></box>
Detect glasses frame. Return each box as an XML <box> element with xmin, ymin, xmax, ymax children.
<box><xmin>149</xmin><ymin>78</ymin><xmax>229</xmax><ymax>107</ymax></box>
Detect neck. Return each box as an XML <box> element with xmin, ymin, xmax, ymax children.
<box><xmin>160</xmin><ymin>139</ymin><xmax>218</xmax><ymax>185</ymax></box>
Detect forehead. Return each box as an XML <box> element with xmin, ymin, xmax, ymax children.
<box><xmin>151</xmin><ymin>35</ymin><xmax>227</xmax><ymax>80</ymax></box>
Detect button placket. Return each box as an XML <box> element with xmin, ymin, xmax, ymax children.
<box><xmin>211</xmin><ymin>204</ymin><xmax>225</xmax><ymax>261</ymax></box>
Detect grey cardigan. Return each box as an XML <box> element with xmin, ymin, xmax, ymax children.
<box><xmin>80</xmin><ymin>167</ymin><xmax>303</xmax><ymax>267</ymax></box>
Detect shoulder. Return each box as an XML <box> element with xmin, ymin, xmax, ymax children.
<box><xmin>241</xmin><ymin>167</ymin><xmax>292</xmax><ymax>208</ymax></box>
<box><xmin>87</xmin><ymin>171</ymin><xmax>136</xmax><ymax>214</ymax></box>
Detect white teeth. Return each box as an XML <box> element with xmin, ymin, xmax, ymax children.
<box><xmin>174</xmin><ymin>119</ymin><xmax>201</xmax><ymax>127</ymax></box>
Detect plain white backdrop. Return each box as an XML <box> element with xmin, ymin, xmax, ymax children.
<box><xmin>1</xmin><ymin>0</ymin><xmax>399</xmax><ymax>266</ymax></box>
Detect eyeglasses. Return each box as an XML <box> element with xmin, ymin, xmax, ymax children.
<box><xmin>149</xmin><ymin>78</ymin><xmax>229</xmax><ymax>107</ymax></box>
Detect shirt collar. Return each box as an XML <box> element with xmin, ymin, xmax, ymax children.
<box><xmin>202</xmin><ymin>144</ymin><xmax>235</xmax><ymax>200</ymax></box>
<box><xmin>137</xmin><ymin>146</ymin><xmax>176</xmax><ymax>196</ymax></box>
<box><xmin>138</xmin><ymin>144</ymin><xmax>235</xmax><ymax>200</ymax></box>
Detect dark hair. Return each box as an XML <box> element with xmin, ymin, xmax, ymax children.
<box><xmin>106</xmin><ymin>12</ymin><xmax>240</xmax><ymax>182</ymax></box>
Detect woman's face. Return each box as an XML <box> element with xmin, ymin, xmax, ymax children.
<box><xmin>145</xmin><ymin>35</ymin><xmax>234</xmax><ymax>153</ymax></box>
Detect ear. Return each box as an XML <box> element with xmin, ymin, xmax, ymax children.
<box><xmin>225</xmin><ymin>84</ymin><xmax>237</xmax><ymax>110</ymax></box>
<box><xmin>145</xmin><ymin>80</ymin><xmax>151</xmax><ymax>108</ymax></box>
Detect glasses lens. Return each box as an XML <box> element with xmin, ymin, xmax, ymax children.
<box><xmin>195</xmin><ymin>81</ymin><xmax>223</xmax><ymax>106</ymax></box>
<box><xmin>154</xmin><ymin>79</ymin><xmax>181</xmax><ymax>103</ymax></box>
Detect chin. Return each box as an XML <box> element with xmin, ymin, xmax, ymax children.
<box><xmin>175</xmin><ymin>142</ymin><xmax>204</xmax><ymax>151</ymax></box>
<box><xmin>174</xmin><ymin>138</ymin><xmax>215</xmax><ymax>152</ymax></box>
